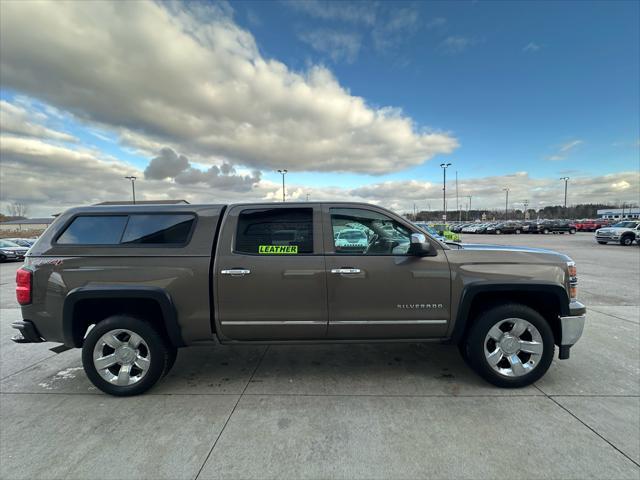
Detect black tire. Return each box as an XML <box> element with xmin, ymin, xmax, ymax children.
<box><xmin>597</xmin><ymin>241</ymin><xmax>607</xmax><ymax>245</ymax></box>
<box><xmin>463</xmin><ymin>303</ymin><xmax>555</xmax><ymax>388</ymax></box>
<box><xmin>0</xmin><ymin>255</ymin><xmax>6</xmax><ymax>263</ymax></box>
<box><xmin>569</xmin><ymin>229</ymin><xmax>576</xmax><ymax>234</ymax></box>
<box><xmin>515</xmin><ymin>229</ymin><xmax>521</xmax><ymax>235</ymax></box>
<box><xmin>620</xmin><ymin>235</ymin><xmax>634</xmax><ymax>246</ymax></box>
<box><xmin>82</xmin><ymin>315</ymin><xmax>170</xmax><ymax>396</ymax></box>
<box><xmin>543</xmin><ymin>228</ymin><xmax>549</xmax><ymax>234</ymax></box>
<box><xmin>495</xmin><ymin>229</ymin><xmax>501</xmax><ymax>235</ymax></box>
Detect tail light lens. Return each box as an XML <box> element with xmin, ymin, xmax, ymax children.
<box><xmin>567</xmin><ymin>261</ymin><xmax>577</xmax><ymax>299</ymax></box>
<box><xmin>16</xmin><ymin>268</ymin><xmax>32</xmax><ymax>305</ymax></box>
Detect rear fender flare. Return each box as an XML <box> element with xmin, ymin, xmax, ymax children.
<box><xmin>62</xmin><ymin>286</ymin><xmax>183</xmax><ymax>348</ymax></box>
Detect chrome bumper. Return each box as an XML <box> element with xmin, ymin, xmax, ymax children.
<box><xmin>560</xmin><ymin>314</ymin><xmax>586</xmax><ymax>346</ymax></box>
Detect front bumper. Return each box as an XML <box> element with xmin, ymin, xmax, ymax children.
<box><xmin>557</xmin><ymin>300</ymin><xmax>586</xmax><ymax>359</ymax></box>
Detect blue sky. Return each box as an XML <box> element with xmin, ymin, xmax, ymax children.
<box><xmin>0</xmin><ymin>0</ymin><xmax>638</xmax><ymax>215</ymax></box>
<box><xmin>241</xmin><ymin>0</ymin><xmax>639</xmax><ymax>185</ymax></box>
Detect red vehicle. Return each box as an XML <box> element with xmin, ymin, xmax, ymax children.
<box><xmin>576</xmin><ymin>219</ymin><xmax>609</xmax><ymax>232</ymax></box>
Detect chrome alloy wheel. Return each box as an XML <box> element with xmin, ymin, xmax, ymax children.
<box><xmin>483</xmin><ymin>318</ymin><xmax>543</xmax><ymax>377</ymax></box>
<box><xmin>92</xmin><ymin>329</ymin><xmax>151</xmax><ymax>386</ymax></box>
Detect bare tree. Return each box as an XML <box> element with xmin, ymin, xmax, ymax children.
<box><xmin>6</xmin><ymin>202</ymin><xmax>29</xmax><ymax>218</ymax></box>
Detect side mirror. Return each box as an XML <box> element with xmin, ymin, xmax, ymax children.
<box><xmin>408</xmin><ymin>233</ymin><xmax>436</xmax><ymax>257</ymax></box>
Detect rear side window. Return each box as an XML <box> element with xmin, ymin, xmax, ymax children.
<box><xmin>57</xmin><ymin>214</ymin><xmax>195</xmax><ymax>245</ymax></box>
<box><xmin>57</xmin><ymin>216</ymin><xmax>127</xmax><ymax>245</ymax></box>
<box><xmin>236</xmin><ymin>208</ymin><xmax>313</xmax><ymax>254</ymax></box>
<box><xmin>121</xmin><ymin>214</ymin><xmax>194</xmax><ymax>244</ymax></box>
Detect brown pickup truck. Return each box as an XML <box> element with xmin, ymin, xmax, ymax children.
<box><xmin>13</xmin><ymin>202</ymin><xmax>586</xmax><ymax>396</ymax></box>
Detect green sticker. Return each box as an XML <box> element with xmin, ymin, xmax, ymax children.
<box><xmin>258</xmin><ymin>245</ymin><xmax>298</xmax><ymax>254</ymax></box>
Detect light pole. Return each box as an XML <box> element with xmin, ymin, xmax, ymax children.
<box><xmin>124</xmin><ymin>176</ymin><xmax>137</xmax><ymax>204</ymax></box>
<box><xmin>306</xmin><ymin>193</ymin><xmax>310</xmax><ymax>202</ymax></box>
<box><xmin>455</xmin><ymin>170</ymin><xmax>460</xmax><ymax>221</ymax></box>
<box><xmin>440</xmin><ymin>163</ymin><xmax>451</xmax><ymax>222</ymax></box>
<box><xmin>277</xmin><ymin>169</ymin><xmax>288</xmax><ymax>202</ymax></box>
<box><xmin>523</xmin><ymin>199</ymin><xmax>529</xmax><ymax>220</ymax></box>
<box><xmin>467</xmin><ymin>195</ymin><xmax>472</xmax><ymax>220</ymax></box>
<box><xmin>560</xmin><ymin>177</ymin><xmax>569</xmax><ymax>209</ymax></box>
<box><xmin>503</xmin><ymin>187</ymin><xmax>510</xmax><ymax>220</ymax></box>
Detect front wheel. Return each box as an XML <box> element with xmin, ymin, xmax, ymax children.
<box><xmin>621</xmin><ymin>236</ymin><xmax>634</xmax><ymax>246</ymax></box>
<box><xmin>543</xmin><ymin>228</ymin><xmax>549</xmax><ymax>234</ymax></box>
<box><xmin>569</xmin><ymin>229</ymin><xmax>576</xmax><ymax>234</ymax></box>
<box><xmin>82</xmin><ymin>315</ymin><xmax>171</xmax><ymax>396</ymax></box>
<box><xmin>463</xmin><ymin>304</ymin><xmax>554</xmax><ymax>388</ymax></box>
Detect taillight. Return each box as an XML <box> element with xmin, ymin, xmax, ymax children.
<box><xmin>567</xmin><ymin>261</ymin><xmax>577</xmax><ymax>299</ymax></box>
<box><xmin>16</xmin><ymin>268</ymin><xmax>32</xmax><ymax>305</ymax></box>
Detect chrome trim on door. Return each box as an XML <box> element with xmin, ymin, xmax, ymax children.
<box><xmin>221</xmin><ymin>269</ymin><xmax>251</xmax><ymax>276</ymax></box>
<box><xmin>331</xmin><ymin>319</ymin><xmax>447</xmax><ymax>325</ymax></box>
<box><xmin>330</xmin><ymin>268</ymin><xmax>362</xmax><ymax>274</ymax></box>
<box><xmin>221</xmin><ymin>320</ymin><xmax>327</xmax><ymax>325</ymax></box>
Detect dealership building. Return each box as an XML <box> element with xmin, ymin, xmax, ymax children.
<box><xmin>597</xmin><ymin>208</ymin><xmax>640</xmax><ymax>220</ymax></box>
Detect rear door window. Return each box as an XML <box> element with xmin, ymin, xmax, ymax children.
<box><xmin>236</xmin><ymin>208</ymin><xmax>313</xmax><ymax>254</ymax></box>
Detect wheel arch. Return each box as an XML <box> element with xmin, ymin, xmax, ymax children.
<box><xmin>63</xmin><ymin>286</ymin><xmax>184</xmax><ymax>348</ymax></box>
<box><xmin>451</xmin><ymin>283</ymin><xmax>569</xmax><ymax>346</ymax></box>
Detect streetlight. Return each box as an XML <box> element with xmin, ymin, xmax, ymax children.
<box><xmin>503</xmin><ymin>187</ymin><xmax>510</xmax><ymax>220</ymax></box>
<box><xmin>124</xmin><ymin>176</ymin><xmax>137</xmax><ymax>204</ymax></box>
<box><xmin>560</xmin><ymin>177</ymin><xmax>569</xmax><ymax>209</ymax></box>
<box><xmin>522</xmin><ymin>199</ymin><xmax>529</xmax><ymax>220</ymax></box>
<box><xmin>467</xmin><ymin>195</ymin><xmax>472</xmax><ymax>220</ymax></box>
<box><xmin>440</xmin><ymin>163</ymin><xmax>451</xmax><ymax>222</ymax></box>
<box><xmin>277</xmin><ymin>169</ymin><xmax>288</xmax><ymax>202</ymax></box>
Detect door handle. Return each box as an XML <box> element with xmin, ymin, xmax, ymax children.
<box><xmin>221</xmin><ymin>269</ymin><xmax>251</xmax><ymax>276</ymax></box>
<box><xmin>330</xmin><ymin>268</ymin><xmax>361</xmax><ymax>274</ymax></box>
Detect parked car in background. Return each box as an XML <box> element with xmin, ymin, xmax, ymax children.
<box><xmin>414</xmin><ymin>223</ymin><xmax>446</xmax><ymax>242</ymax></box>
<box><xmin>486</xmin><ymin>222</ymin><xmax>523</xmax><ymax>235</ymax></box>
<box><xmin>530</xmin><ymin>220</ymin><xmax>576</xmax><ymax>234</ymax></box>
<box><xmin>0</xmin><ymin>239</ymin><xmax>29</xmax><ymax>262</ymax></box>
<box><xmin>3</xmin><ymin>238</ymin><xmax>36</xmax><ymax>247</ymax></box>
<box><xmin>334</xmin><ymin>228</ymin><xmax>369</xmax><ymax>249</ymax></box>
<box><xmin>595</xmin><ymin>221</ymin><xmax>639</xmax><ymax>246</ymax></box>
<box><xmin>576</xmin><ymin>219</ymin><xmax>610</xmax><ymax>232</ymax></box>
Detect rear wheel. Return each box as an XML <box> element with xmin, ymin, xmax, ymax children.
<box><xmin>543</xmin><ymin>228</ymin><xmax>549</xmax><ymax>234</ymax></box>
<box><xmin>463</xmin><ymin>304</ymin><xmax>554</xmax><ymax>388</ymax></box>
<box><xmin>82</xmin><ymin>315</ymin><xmax>170</xmax><ymax>396</ymax></box>
<box><xmin>515</xmin><ymin>229</ymin><xmax>521</xmax><ymax>234</ymax></box>
<box><xmin>569</xmin><ymin>228</ymin><xmax>576</xmax><ymax>234</ymax></box>
<box><xmin>0</xmin><ymin>255</ymin><xmax>6</xmax><ymax>263</ymax></box>
<box><xmin>495</xmin><ymin>229</ymin><xmax>502</xmax><ymax>235</ymax></box>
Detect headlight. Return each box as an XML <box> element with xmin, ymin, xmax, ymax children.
<box><xmin>1</xmin><ymin>249</ymin><xmax>13</xmax><ymax>254</ymax></box>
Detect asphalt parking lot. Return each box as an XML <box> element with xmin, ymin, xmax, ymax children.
<box><xmin>0</xmin><ymin>232</ymin><xmax>638</xmax><ymax>479</ymax></box>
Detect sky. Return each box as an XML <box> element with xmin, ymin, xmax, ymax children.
<box><xmin>0</xmin><ymin>0</ymin><xmax>638</xmax><ymax>217</ymax></box>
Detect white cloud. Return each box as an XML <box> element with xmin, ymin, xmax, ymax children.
<box><xmin>298</xmin><ymin>30</ymin><xmax>362</xmax><ymax>63</ymax></box>
<box><xmin>426</xmin><ymin>17</ymin><xmax>447</xmax><ymax>29</ymax></box>
<box><xmin>283</xmin><ymin>0</ymin><xmax>376</xmax><ymax>26</ymax></box>
<box><xmin>438</xmin><ymin>36</ymin><xmax>479</xmax><ymax>55</ymax></box>
<box><xmin>372</xmin><ymin>7</ymin><xmax>421</xmax><ymax>53</ymax></box>
<box><xmin>546</xmin><ymin>139</ymin><xmax>583</xmax><ymax>160</ymax></box>
<box><xmin>523</xmin><ymin>42</ymin><xmax>541</xmax><ymax>53</ymax></box>
<box><xmin>0</xmin><ymin>1</ymin><xmax>456</xmax><ymax>175</ymax></box>
<box><xmin>2</xmin><ymin>132</ymin><xmax>637</xmax><ymax>217</ymax></box>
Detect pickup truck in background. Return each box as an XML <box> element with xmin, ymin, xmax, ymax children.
<box><xmin>595</xmin><ymin>220</ymin><xmax>640</xmax><ymax>245</ymax></box>
<box><xmin>13</xmin><ymin>202</ymin><xmax>586</xmax><ymax>396</ymax></box>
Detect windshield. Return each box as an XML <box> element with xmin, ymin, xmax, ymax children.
<box><xmin>612</xmin><ymin>221</ymin><xmax>638</xmax><ymax>228</ymax></box>
<box><xmin>0</xmin><ymin>240</ymin><xmax>21</xmax><ymax>248</ymax></box>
